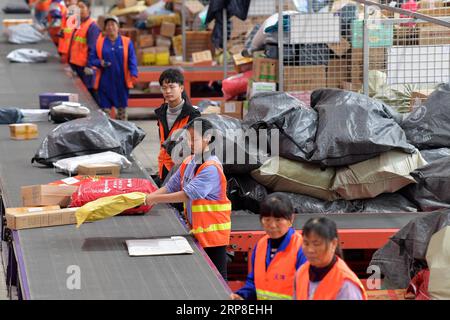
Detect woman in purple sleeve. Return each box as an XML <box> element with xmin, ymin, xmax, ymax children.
<box><xmin>144</xmin><ymin>118</ymin><xmax>231</xmax><ymax>280</ymax></box>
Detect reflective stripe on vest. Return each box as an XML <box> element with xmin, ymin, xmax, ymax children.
<box><xmin>179</xmin><ymin>155</ymin><xmax>231</xmax><ymax>247</ymax></box>
<box><xmin>254</xmin><ymin>232</ymin><xmax>303</xmax><ymax>300</ymax></box>
<box><xmin>255</xmin><ymin>289</ymin><xmax>293</xmax><ymax>300</ymax></box>
<box><xmin>69</xmin><ymin>18</ymin><xmax>95</xmax><ymax>67</ymax></box>
<box><xmin>157</xmin><ymin>116</ymin><xmax>190</xmax><ymax>179</ymax></box>
<box><xmin>58</xmin><ymin>10</ymin><xmax>73</xmax><ymax>55</ymax></box>
<box><xmin>295</xmin><ymin>257</ymin><xmax>368</xmax><ymax>300</ymax></box>
<box><xmin>94</xmin><ymin>35</ymin><xmax>133</xmax><ymax>91</ymax></box>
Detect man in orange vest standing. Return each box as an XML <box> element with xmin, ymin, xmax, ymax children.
<box><xmin>231</xmin><ymin>193</ymin><xmax>307</xmax><ymax>300</ymax></box>
<box><xmin>295</xmin><ymin>217</ymin><xmax>368</xmax><ymax>300</ymax></box>
<box><xmin>144</xmin><ymin>118</ymin><xmax>231</xmax><ymax>280</ymax></box>
<box><xmin>154</xmin><ymin>69</ymin><xmax>200</xmax><ymax>184</ymax></box>
<box><xmin>68</xmin><ymin>0</ymin><xmax>100</xmax><ymax>96</ymax></box>
<box><xmin>88</xmin><ymin>15</ymin><xmax>138</xmax><ymax>121</ymax></box>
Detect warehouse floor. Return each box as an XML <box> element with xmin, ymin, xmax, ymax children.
<box><xmin>0</xmin><ymin>118</ymin><xmax>161</xmax><ymax>300</ymax></box>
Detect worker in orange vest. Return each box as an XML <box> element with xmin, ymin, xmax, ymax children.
<box><xmin>145</xmin><ymin>118</ymin><xmax>231</xmax><ymax>280</ymax></box>
<box><xmin>154</xmin><ymin>69</ymin><xmax>200</xmax><ymax>183</ymax></box>
<box><xmin>47</xmin><ymin>0</ymin><xmax>67</xmax><ymax>46</ymax></box>
<box><xmin>88</xmin><ymin>15</ymin><xmax>138</xmax><ymax>121</ymax></box>
<box><xmin>31</xmin><ymin>0</ymin><xmax>51</xmax><ymax>26</ymax></box>
<box><xmin>57</xmin><ymin>0</ymin><xmax>78</xmax><ymax>62</ymax></box>
<box><xmin>68</xmin><ymin>0</ymin><xmax>100</xmax><ymax>95</ymax></box>
<box><xmin>295</xmin><ymin>217</ymin><xmax>368</xmax><ymax>300</ymax></box>
<box><xmin>231</xmin><ymin>193</ymin><xmax>307</xmax><ymax>300</ymax></box>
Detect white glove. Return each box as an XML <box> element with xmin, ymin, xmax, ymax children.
<box><xmin>83</xmin><ymin>67</ymin><xmax>94</xmax><ymax>76</ymax></box>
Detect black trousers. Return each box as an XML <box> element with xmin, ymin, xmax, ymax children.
<box><xmin>204</xmin><ymin>246</ymin><xmax>228</xmax><ymax>281</ymax></box>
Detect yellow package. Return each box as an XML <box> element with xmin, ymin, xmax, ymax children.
<box><xmin>75</xmin><ymin>192</ymin><xmax>146</xmax><ymax>227</ymax></box>
<box><xmin>156</xmin><ymin>51</ymin><xmax>170</xmax><ymax>66</ymax></box>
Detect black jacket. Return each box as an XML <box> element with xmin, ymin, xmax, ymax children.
<box><xmin>155</xmin><ymin>101</ymin><xmax>201</xmax><ymax>143</ymax></box>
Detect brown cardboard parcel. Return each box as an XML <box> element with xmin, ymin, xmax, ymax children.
<box><xmin>77</xmin><ymin>163</ymin><xmax>121</xmax><ymax>177</ymax></box>
<box><xmin>6</xmin><ymin>207</ymin><xmax>79</xmax><ymax>230</ymax></box>
<box><xmin>21</xmin><ymin>184</ymin><xmax>78</xmax><ymax>207</ymax></box>
<box><xmin>221</xmin><ymin>101</ymin><xmax>243</xmax><ymax>119</ymax></box>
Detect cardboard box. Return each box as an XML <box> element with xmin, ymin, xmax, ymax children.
<box><xmin>367</xmin><ymin>289</ymin><xmax>407</xmax><ymax>300</ymax></box>
<box><xmin>160</xmin><ymin>21</ymin><xmax>176</xmax><ymax>38</ymax></box>
<box><xmin>394</xmin><ymin>26</ymin><xmax>419</xmax><ymax>46</ymax></box>
<box><xmin>252</xmin><ymin>58</ymin><xmax>278</xmax><ymax>83</ymax></box>
<box><xmin>5</xmin><ymin>206</ymin><xmax>60</xmax><ymax>215</ymax></box>
<box><xmin>39</xmin><ymin>93</ymin><xmax>78</xmax><ymax>109</ymax></box>
<box><xmin>155</xmin><ymin>47</ymin><xmax>170</xmax><ymax>66</ymax></box>
<box><xmin>192</xmin><ymin>50</ymin><xmax>213</xmax><ymax>66</ymax></box>
<box><xmin>3</xmin><ymin>19</ymin><xmax>33</xmax><ymax>28</ymax></box>
<box><xmin>419</xmin><ymin>26</ymin><xmax>450</xmax><ymax>45</ymax></box>
<box><xmin>418</xmin><ymin>6</ymin><xmax>450</xmax><ymax>16</ymax></box>
<box><xmin>155</xmin><ymin>35</ymin><xmax>172</xmax><ymax>48</ymax></box>
<box><xmin>120</xmin><ymin>28</ymin><xmax>138</xmax><ymax>45</ymax></box>
<box><xmin>117</xmin><ymin>0</ymin><xmax>137</xmax><ymax>9</ymax></box>
<box><xmin>21</xmin><ymin>185</ymin><xmax>78</xmax><ymax>207</ymax></box>
<box><xmin>349</xmin><ymin>48</ymin><xmax>387</xmax><ymax>83</ymax></box>
<box><xmin>137</xmin><ymin>34</ymin><xmax>154</xmax><ymax>48</ymax></box>
<box><xmin>77</xmin><ymin>163</ymin><xmax>121</xmax><ymax>177</ymax></box>
<box><xmin>233</xmin><ymin>53</ymin><xmax>253</xmax><ymax>73</ymax></box>
<box><xmin>247</xmin><ymin>81</ymin><xmax>277</xmax><ymax>99</ymax></box>
<box><xmin>221</xmin><ymin>101</ymin><xmax>244</xmax><ymax>119</ymax></box>
<box><xmin>410</xmin><ymin>91</ymin><xmax>429</xmax><ymax>109</ymax></box>
<box><xmin>327</xmin><ymin>59</ymin><xmax>349</xmax><ymax>88</ymax></box>
<box><xmin>341</xmin><ymin>81</ymin><xmax>362</xmax><ymax>92</ymax></box>
<box><xmin>6</xmin><ymin>208</ymin><xmax>79</xmax><ymax>230</ymax></box>
<box><xmin>137</xmin><ymin>47</ymin><xmax>157</xmax><ymax>66</ymax></box>
<box><xmin>184</xmin><ymin>0</ymin><xmax>205</xmax><ymax>17</ymax></box>
<box><xmin>9</xmin><ymin>123</ymin><xmax>38</xmax><ymax>140</ymax></box>
<box><xmin>185</xmin><ymin>31</ymin><xmax>213</xmax><ymax>59</ymax></box>
<box><xmin>327</xmin><ymin>37</ymin><xmax>350</xmax><ymax>57</ymax></box>
<box><xmin>283</xmin><ymin>66</ymin><xmax>326</xmax><ymax>91</ymax></box>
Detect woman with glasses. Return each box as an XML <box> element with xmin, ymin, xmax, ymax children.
<box><xmin>231</xmin><ymin>193</ymin><xmax>307</xmax><ymax>300</ymax></box>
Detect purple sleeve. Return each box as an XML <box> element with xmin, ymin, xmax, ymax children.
<box><xmin>182</xmin><ymin>165</ymin><xmax>219</xmax><ymax>200</ymax></box>
<box><xmin>128</xmin><ymin>40</ymin><xmax>138</xmax><ymax>78</ymax></box>
<box><xmin>164</xmin><ymin>167</ymin><xmax>182</xmax><ymax>193</ymax></box>
<box><xmin>335</xmin><ymin>280</ymin><xmax>364</xmax><ymax>300</ymax></box>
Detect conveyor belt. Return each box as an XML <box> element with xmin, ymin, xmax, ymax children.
<box><xmin>0</xmin><ymin>4</ymin><xmax>229</xmax><ymax>299</ymax></box>
<box><xmin>230</xmin><ymin>211</ymin><xmax>425</xmax><ymax>231</ymax></box>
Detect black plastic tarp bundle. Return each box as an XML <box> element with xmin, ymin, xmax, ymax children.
<box><xmin>162</xmin><ymin>114</ymin><xmax>267</xmax><ymax>175</ymax></box>
<box><xmin>402</xmin><ymin>84</ymin><xmax>450</xmax><ymax>149</ymax></box>
<box><xmin>32</xmin><ymin>112</ymin><xmax>145</xmax><ymax>166</ymax></box>
<box><xmin>0</xmin><ymin>107</ymin><xmax>22</xmax><ymax>124</ymax></box>
<box><xmin>2</xmin><ymin>1</ymin><xmax>30</xmax><ymax>13</ymax></box>
<box><xmin>369</xmin><ymin>210</ymin><xmax>450</xmax><ymax>288</ymax></box>
<box><xmin>310</xmin><ymin>89</ymin><xmax>414</xmax><ymax>167</ymax></box>
<box><xmin>282</xmin><ymin>192</ymin><xmax>417</xmax><ymax>214</ymax></box>
<box><xmin>402</xmin><ymin>156</ymin><xmax>450</xmax><ymax>211</ymax></box>
<box><xmin>420</xmin><ymin>148</ymin><xmax>450</xmax><ymax>163</ymax></box>
<box><xmin>243</xmin><ymin>92</ymin><xmax>317</xmax><ymax>162</ymax></box>
<box><xmin>227</xmin><ymin>175</ymin><xmax>268</xmax><ymax>214</ymax></box>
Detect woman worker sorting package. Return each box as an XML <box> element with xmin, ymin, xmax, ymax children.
<box><xmin>145</xmin><ymin>118</ymin><xmax>231</xmax><ymax>280</ymax></box>
<box><xmin>295</xmin><ymin>217</ymin><xmax>367</xmax><ymax>300</ymax></box>
<box><xmin>231</xmin><ymin>193</ymin><xmax>307</xmax><ymax>300</ymax></box>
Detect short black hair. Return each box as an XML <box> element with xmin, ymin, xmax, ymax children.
<box><xmin>303</xmin><ymin>217</ymin><xmax>343</xmax><ymax>258</ymax></box>
<box><xmin>78</xmin><ymin>0</ymin><xmax>91</xmax><ymax>8</ymax></box>
<box><xmin>159</xmin><ymin>68</ymin><xmax>184</xmax><ymax>86</ymax></box>
<box><xmin>260</xmin><ymin>193</ymin><xmax>294</xmax><ymax>220</ymax></box>
<box><xmin>186</xmin><ymin>118</ymin><xmax>213</xmax><ymax>136</ymax></box>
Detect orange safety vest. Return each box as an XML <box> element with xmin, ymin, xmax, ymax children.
<box><xmin>158</xmin><ymin>116</ymin><xmax>190</xmax><ymax>179</ymax></box>
<box><xmin>179</xmin><ymin>155</ymin><xmax>231</xmax><ymax>248</ymax></box>
<box><xmin>295</xmin><ymin>257</ymin><xmax>368</xmax><ymax>300</ymax></box>
<box><xmin>35</xmin><ymin>0</ymin><xmax>51</xmax><ymax>11</ymax></box>
<box><xmin>69</xmin><ymin>17</ymin><xmax>96</xmax><ymax>67</ymax></box>
<box><xmin>93</xmin><ymin>35</ymin><xmax>133</xmax><ymax>90</ymax></box>
<box><xmin>254</xmin><ymin>232</ymin><xmax>303</xmax><ymax>300</ymax></box>
<box><xmin>48</xmin><ymin>2</ymin><xmax>67</xmax><ymax>46</ymax></box>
